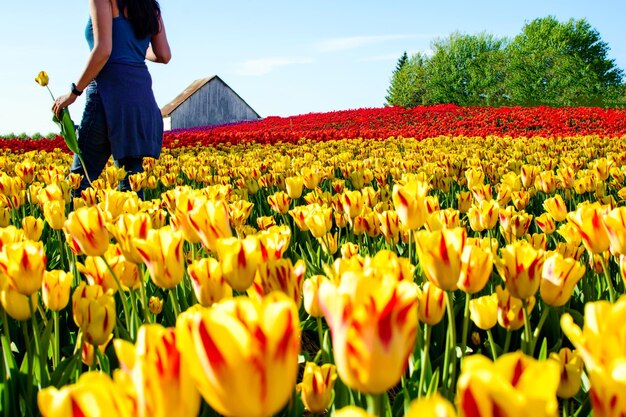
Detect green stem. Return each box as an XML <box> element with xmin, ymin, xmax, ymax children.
<box><xmin>100</xmin><ymin>255</ymin><xmax>132</xmax><ymax>337</ymax></box>
<box><xmin>442</xmin><ymin>292</ymin><xmax>457</xmax><ymax>397</ymax></box>
<box><xmin>169</xmin><ymin>287</ymin><xmax>181</xmax><ymax>319</ymax></box>
<box><xmin>139</xmin><ymin>268</ymin><xmax>150</xmax><ymax>324</ymax></box>
<box><xmin>521</xmin><ymin>300</ymin><xmax>533</xmax><ymax>355</ymax></box>
<box><xmin>460</xmin><ymin>292</ymin><xmax>472</xmax><ymax>359</ymax></box>
<box><xmin>52</xmin><ymin>311</ymin><xmax>60</xmax><ymax>370</ymax></box>
<box><xmin>486</xmin><ymin>329</ymin><xmax>498</xmax><ymax>360</ymax></box>
<box><xmin>503</xmin><ymin>330</ymin><xmax>512</xmax><ymax>355</ymax></box>
<box><xmin>530</xmin><ymin>306</ymin><xmax>551</xmax><ymax>355</ymax></box>
<box><xmin>563</xmin><ymin>399</ymin><xmax>569</xmax><ymax>417</ymax></box>
<box><xmin>417</xmin><ymin>324</ymin><xmax>431</xmax><ymax>398</ymax></box>
<box><xmin>29</xmin><ymin>300</ymin><xmax>44</xmax><ymax>388</ymax></box>
<box><xmin>316</xmin><ymin>316</ymin><xmax>327</xmax><ymax>363</ymax></box>
<box><xmin>56</xmin><ymin>229</ymin><xmax>67</xmax><ymax>271</ymax></box>
<box><xmin>366</xmin><ymin>393</ymin><xmax>385</xmax><ymax>417</ymax></box>
<box><xmin>0</xmin><ymin>308</ymin><xmax>16</xmax><ymax>375</ymax></box>
<box><xmin>599</xmin><ymin>255</ymin><xmax>616</xmax><ymax>303</ymax></box>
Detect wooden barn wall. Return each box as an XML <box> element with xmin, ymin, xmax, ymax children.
<box><xmin>170</xmin><ymin>79</ymin><xmax>259</xmax><ymax>130</ymax></box>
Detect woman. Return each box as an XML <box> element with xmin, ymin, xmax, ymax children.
<box><xmin>52</xmin><ymin>0</ymin><xmax>171</xmax><ymax>194</ymax></box>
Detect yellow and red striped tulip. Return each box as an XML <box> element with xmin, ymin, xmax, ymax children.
<box><xmin>540</xmin><ymin>252</ymin><xmax>586</xmax><ymax>307</ymax></box>
<box><xmin>520</xmin><ymin>164</ymin><xmax>541</xmax><ymax>189</ymax></box>
<box><xmin>465</xmin><ymin>168</ymin><xmax>485</xmax><ymax>190</ymax></box>
<box><xmin>535</xmin><ymin>170</ymin><xmax>557</xmax><ymax>194</ymax></box>
<box><xmin>176</xmin><ymin>293</ymin><xmax>300</xmax><ymax>417</ymax></box>
<box><xmin>187</xmin><ymin>199</ymin><xmax>233</xmax><ymax>253</ymax></box>
<box><xmin>108</xmin><ymin>212</ymin><xmax>152</xmax><ymax>264</ymax></box>
<box><xmin>469</xmin><ymin>293</ymin><xmax>498</xmax><ymax>330</ymax></box>
<box><xmin>415</xmin><ymin>227</ymin><xmax>466</xmax><ymax>291</ymax></box>
<box><xmin>0</xmin><ymin>240</ymin><xmax>46</xmax><ymax>296</ymax></box>
<box><xmin>567</xmin><ymin>203</ymin><xmax>610</xmax><ymax>254</ymax></box>
<box><xmin>341</xmin><ymin>190</ymin><xmax>365</xmax><ymax>222</ymax></box>
<box><xmin>113</xmin><ymin>324</ymin><xmax>201</xmax><ymax>417</ymax></box>
<box><xmin>298</xmin><ymin>362</ymin><xmax>337</xmax><ymax>414</ymax></box>
<box><xmin>134</xmin><ymin>226</ymin><xmax>185</xmax><ymax>290</ymax></box>
<box><xmin>188</xmin><ymin>257</ymin><xmax>232</xmax><ymax>306</ymax></box>
<box><xmin>458</xmin><ymin>244</ymin><xmax>493</xmax><ymax>294</ymax></box>
<box><xmin>456</xmin><ymin>352</ymin><xmax>560</xmax><ymax>417</ymax></box>
<box><xmin>535</xmin><ymin>213</ymin><xmax>557</xmax><ymax>235</ymax></box>
<box><xmin>250</xmin><ymin>258</ymin><xmax>305</xmax><ymax>308</ymax></box>
<box><xmin>319</xmin><ymin>274</ymin><xmax>419</xmax><ymax>393</ymax></box>
<box><xmin>42</xmin><ymin>269</ymin><xmax>72</xmax><ymax>311</ymax></box>
<box><xmin>228</xmin><ymin>199</ymin><xmax>254</xmax><ymax>230</ymax></box>
<box><xmin>267</xmin><ymin>191</ymin><xmax>291</xmax><ymax>214</ymax></box>
<box><xmin>215</xmin><ymin>235</ymin><xmax>260</xmax><ymax>292</ymax></box>
<box><xmin>561</xmin><ymin>298</ymin><xmax>626</xmax><ymax>417</ymax></box>
<box><xmin>543</xmin><ymin>195</ymin><xmax>568</xmax><ymax>222</ymax></box>
<box><xmin>0</xmin><ymin>281</ymin><xmax>37</xmax><ymax>320</ymax></box>
<box><xmin>495</xmin><ymin>241</ymin><xmax>544</xmax><ymax>300</ymax></box>
<box><xmin>457</xmin><ymin>191</ymin><xmax>473</xmax><ymax>213</ymax></box>
<box><xmin>525</xmin><ymin>233</ymin><xmax>548</xmax><ymax>251</ymax></box>
<box><xmin>392</xmin><ymin>179</ymin><xmax>429</xmax><ymax>230</ymax></box>
<box><xmin>318</xmin><ymin>232</ymin><xmax>338</xmax><ymax>255</ymax></box>
<box><xmin>304</xmin><ymin>203</ymin><xmax>333</xmax><ymax>238</ymax></box>
<box><xmin>378</xmin><ymin>210</ymin><xmax>401</xmax><ymax>244</ymax></box>
<box><xmin>303</xmin><ymin>275</ymin><xmax>328</xmax><ymax>317</ymax></box>
<box><xmin>77</xmin><ymin>288</ymin><xmax>116</xmax><ymax>346</ymax></box>
<box><xmin>603</xmin><ymin>206</ymin><xmax>626</xmax><ymax>256</ymax></box>
<box><xmin>549</xmin><ymin>348</ymin><xmax>583</xmax><ymax>399</ymax></box>
<box><xmin>495</xmin><ymin>285</ymin><xmax>535</xmax><ymax>331</ymax></box>
<box><xmin>14</xmin><ymin>159</ymin><xmax>36</xmax><ymax>184</ymax></box>
<box><xmin>38</xmin><ymin>372</ymin><xmax>133</xmax><ymax>417</ymax></box>
<box><xmin>289</xmin><ymin>205</ymin><xmax>310</xmax><ymax>231</ymax></box>
<box><xmin>511</xmin><ymin>190</ymin><xmax>531</xmax><ymax>210</ymax></box>
<box><xmin>417</xmin><ymin>281</ymin><xmax>447</xmax><ymax>326</ymax></box>
<box><xmin>257</xmin><ymin>225</ymin><xmax>291</xmax><ymax>262</ymax></box>
<box><xmin>21</xmin><ymin>215</ymin><xmax>44</xmax><ymax>241</ymax></box>
<box><xmin>64</xmin><ymin>206</ymin><xmax>110</xmax><ymax>256</ymax></box>
<box><xmin>43</xmin><ymin>200</ymin><xmax>67</xmax><ymax>230</ymax></box>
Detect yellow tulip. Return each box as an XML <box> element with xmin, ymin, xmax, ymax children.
<box><xmin>298</xmin><ymin>362</ymin><xmax>337</xmax><ymax>414</ymax></box>
<box><xmin>113</xmin><ymin>324</ymin><xmax>201</xmax><ymax>417</ymax></box>
<box><xmin>495</xmin><ymin>241</ymin><xmax>544</xmax><ymax>300</ymax></box>
<box><xmin>549</xmin><ymin>348</ymin><xmax>583</xmax><ymax>399</ymax></box>
<box><xmin>341</xmin><ymin>242</ymin><xmax>360</xmax><ymax>259</ymax></box>
<box><xmin>257</xmin><ymin>225</ymin><xmax>291</xmax><ymax>262</ymax></box>
<box><xmin>14</xmin><ymin>159</ymin><xmax>36</xmax><ymax>184</ymax></box>
<box><xmin>561</xmin><ymin>297</ymin><xmax>626</xmax><ymax>417</ymax></box>
<box><xmin>81</xmin><ymin>291</ymin><xmax>116</xmax><ymax>346</ymax></box>
<box><xmin>21</xmin><ymin>215</ymin><xmax>44</xmax><ymax>241</ymax></box>
<box><xmin>43</xmin><ymin>200</ymin><xmax>67</xmax><ymax>230</ymax></box>
<box><xmin>520</xmin><ymin>164</ymin><xmax>541</xmax><ymax>189</ymax></box>
<box><xmin>603</xmin><ymin>206</ymin><xmax>626</xmax><ymax>256</ymax></box>
<box><xmin>392</xmin><ymin>180</ymin><xmax>428</xmax><ymax>230</ymax></box>
<box><xmin>215</xmin><ymin>235</ymin><xmax>260</xmax><ymax>292</ymax></box>
<box><xmin>495</xmin><ymin>285</ymin><xmax>535</xmax><ymax>331</ymax></box>
<box><xmin>289</xmin><ymin>205</ymin><xmax>310</xmax><ymax>231</ymax></box>
<box><xmin>250</xmin><ymin>258</ymin><xmax>305</xmax><ymax>308</ymax></box>
<box><xmin>465</xmin><ymin>168</ymin><xmax>485</xmax><ymax>189</ymax></box>
<box><xmin>0</xmin><ymin>240</ymin><xmax>46</xmax><ymax>296</ymax></box>
<box><xmin>256</xmin><ymin>215</ymin><xmax>277</xmax><ymax>230</ymax></box>
<box><xmin>285</xmin><ymin>176</ymin><xmax>304</xmax><ymax>199</ymax></box>
<box><xmin>303</xmin><ymin>275</ymin><xmax>327</xmax><ymax>317</ymax></box>
<box><xmin>176</xmin><ymin>293</ymin><xmax>300</xmax><ymax>417</ymax></box>
<box><xmin>567</xmin><ymin>203</ymin><xmax>610</xmax><ymax>254</ymax></box>
<box><xmin>511</xmin><ymin>190</ymin><xmax>530</xmax><ymax>211</ymax></box>
<box><xmin>540</xmin><ymin>252</ymin><xmax>585</xmax><ymax>307</ymax></box>
<box><xmin>34</xmin><ymin>70</ymin><xmax>49</xmax><ymax>86</ymax></box>
<box><xmin>108</xmin><ymin>212</ymin><xmax>152</xmax><ymax>264</ymax></box>
<box><xmin>38</xmin><ymin>372</ymin><xmax>133</xmax><ymax>417</ymax></box>
<box><xmin>0</xmin><ymin>281</ymin><xmax>37</xmax><ymax>320</ymax></box>
<box><xmin>72</xmin><ymin>282</ymin><xmax>104</xmax><ymax>327</ymax></box>
<box><xmin>267</xmin><ymin>191</ymin><xmax>292</xmax><ymax>214</ymax></box>
<box><xmin>406</xmin><ymin>393</ymin><xmax>457</xmax><ymax>417</ymax></box>
<box><xmin>415</xmin><ymin>227</ymin><xmax>466</xmax><ymax>291</ymax></box>
<box><xmin>42</xmin><ymin>270</ymin><xmax>72</xmax><ymax>311</ymax></box>
<box><xmin>458</xmin><ymin>244</ymin><xmax>493</xmax><ymax>294</ymax></box>
<box><xmin>64</xmin><ymin>206</ymin><xmax>110</xmax><ymax>256</ymax></box>
<box><xmin>134</xmin><ymin>226</ymin><xmax>185</xmax><ymax>290</ymax></box>
<box><xmin>81</xmin><ymin>334</ymin><xmax>112</xmax><ymax>367</ymax></box>
<box><xmin>456</xmin><ymin>352</ymin><xmax>560</xmax><ymax>417</ymax></box>
<box><xmin>417</xmin><ymin>281</ymin><xmax>447</xmax><ymax>326</ymax></box>
<box><xmin>378</xmin><ymin>210</ymin><xmax>401</xmax><ymax>244</ymax></box>
<box><xmin>187</xmin><ymin>257</ymin><xmax>232</xmax><ymax>306</ymax></box>
<box><xmin>457</xmin><ymin>191</ymin><xmax>473</xmax><ymax>213</ymax></box>
<box><xmin>543</xmin><ymin>195</ymin><xmax>568</xmax><ymax>222</ymax></box>
<box><xmin>469</xmin><ymin>293</ymin><xmax>498</xmax><ymax>330</ymax></box>
<box><xmin>148</xmin><ymin>296</ymin><xmax>163</xmax><ymax>314</ymax></box>
<box><xmin>304</xmin><ymin>203</ymin><xmax>333</xmax><ymax>238</ymax></box>
<box><xmin>535</xmin><ymin>213</ymin><xmax>556</xmax><ymax>235</ymax></box>
<box><xmin>228</xmin><ymin>199</ymin><xmax>254</xmax><ymax>230</ymax></box>
<box><xmin>187</xmin><ymin>199</ymin><xmax>233</xmax><ymax>253</ymax></box>
<box><xmin>535</xmin><ymin>170</ymin><xmax>557</xmax><ymax>194</ymax></box>
<box><xmin>319</xmin><ymin>274</ymin><xmax>419</xmax><ymax>393</ymax></box>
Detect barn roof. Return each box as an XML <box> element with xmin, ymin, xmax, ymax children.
<box><xmin>160</xmin><ymin>75</ymin><xmax>260</xmax><ymax>118</ymax></box>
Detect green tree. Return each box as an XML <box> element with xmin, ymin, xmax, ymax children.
<box><xmin>395</xmin><ymin>51</ymin><xmax>408</xmax><ymax>73</ymax></box>
<box><xmin>505</xmin><ymin>16</ymin><xmax>624</xmax><ymax>106</ymax></box>
<box><xmin>423</xmin><ymin>32</ymin><xmax>508</xmax><ymax>106</ymax></box>
<box><xmin>385</xmin><ymin>53</ymin><xmax>428</xmax><ymax>107</ymax></box>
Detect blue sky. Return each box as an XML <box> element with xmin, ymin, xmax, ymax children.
<box><xmin>1</xmin><ymin>0</ymin><xmax>625</xmax><ymax>135</ymax></box>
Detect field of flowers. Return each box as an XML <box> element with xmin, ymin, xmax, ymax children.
<box><xmin>1</xmin><ymin>105</ymin><xmax>626</xmax><ymax>417</ymax></box>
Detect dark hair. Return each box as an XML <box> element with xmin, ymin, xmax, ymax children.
<box><xmin>119</xmin><ymin>0</ymin><xmax>162</xmax><ymax>39</ymax></box>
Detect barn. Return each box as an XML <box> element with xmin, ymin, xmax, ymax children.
<box><xmin>160</xmin><ymin>75</ymin><xmax>260</xmax><ymax>130</ymax></box>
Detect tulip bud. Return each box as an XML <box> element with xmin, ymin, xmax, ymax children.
<box><xmin>21</xmin><ymin>215</ymin><xmax>44</xmax><ymax>241</ymax></box>
<box><xmin>43</xmin><ymin>200</ymin><xmax>67</xmax><ymax>230</ymax></box>
<box><xmin>415</xmin><ymin>227</ymin><xmax>466</xmax><ymax>291</ymax></box>
<box><xmin>298</xmin><ymin>362</ymin><xmax>337</xmax><ymax>414</ymax></box>
<box><xmin>0</xmin><ymin>282</ymin><xmax>37</xmax><ymax>320</ymax></box>
<box><xmin>540</xmin><ymin>252</ymin><xmax>585</xmax><ymax>307</ymax></box>
<box><xmin>417</xmin><ymin>281</ymin><xmax>447</xmax><ymax>326</ymax></box>
<box><xmin>64</xmin><ymin>206</ymin><xmax>110</xmax><ymax>256</ymax></box>
<box><xmin>42</xmin><ymin>270</ymin><xmax>72</xmax><ymax>311</ymax></box>
<box><xmin>188</xmin><ymin>257</ymin><xmax>232</xmax><ymax>306</ymax></box>
<box><xmin>148</xmin><ymin>296</ymin><xmax>163</xmax><ymax>314</ymax></box>
<box><xmin>550</xmin><ymin>348</ymin><xmax>583</xmax><ymax>399</ymax></box>
<box><xmin>495</xmin><ymin>241</ymin><xmax>544</xmax><ymax>300</ymax></box>
<box><xmin>303</xmin><ymin>275</ymin><xmax>327</xmax><ymax>317</ymax></box>
<box><xmin>458</xmin><ymin>244</ymin><xmax>493</xmax><ymax>294</ymax></box>
<box><xmin>405</xmin><ymin>393</ymin><xmax>457</xmax><ymax>417</ymax></box>
<box><xmin>134</xmin><ymin>226</ymin><xmax>185</xmax><ymax>290</ymax></box>
<box><xmin>215</xmin><ymin>235</ymin><xmax>260</xmax><ymax>292</ymax></box>
<box><xmin>469</xmin><ymin>293</ymin><xmax>498</xmax><ymax>330</ymax></box>
<box><xmin>392</xmin><ymin>180</ymin><xmax>428</xmax><ymax>230</ymax></box>
<box><xmin>34</xmin><ymin>70</ymin><xmax>49</xmax><ymax>86</ymax></box>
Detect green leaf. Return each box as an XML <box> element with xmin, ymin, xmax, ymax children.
<box><xmin>52</xmin><ymin>108</ymin><xmax>80</xmax><ymax>156</ymax></box>
<box><xmin>538</xmin><ymin>338</ymin><xmax>548</xmax><ymax>360</ymax></box>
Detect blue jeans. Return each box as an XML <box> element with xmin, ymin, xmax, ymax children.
<box><xmin>70</xmin><ymin>85</ymin><xmax>144</xmax><ymax>196</ymax></box>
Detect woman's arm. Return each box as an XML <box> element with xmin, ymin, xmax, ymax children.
<box><xmin>146</xmin><ymin>15</ymin><xmax>171</xmax><ymax>64</ymax></box>
<box><xmin>52</xmin><ymin>0</ymin><xmax>112</xmax><ymax>118</ymax></box>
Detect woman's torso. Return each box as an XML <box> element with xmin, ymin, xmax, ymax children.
<box><xmin>85</xmin><ymin>0</ymin><xmax>150</xmax><ymax>64</ymax></box>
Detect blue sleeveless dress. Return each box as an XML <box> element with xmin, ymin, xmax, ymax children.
<box><xmin>84</xmin><ymin>11</ymin><xmax>163</xmax><ymax>160</ymax></box>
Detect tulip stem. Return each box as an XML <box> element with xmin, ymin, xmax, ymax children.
<box><xmin>29</xmin><ymin>300</ymin><xmax>44</xmax><ymax>388</ymax></box>
<box><xmin>521</xmin><ymin>300</ymin><xmax>533</xmax><ymax>355</ymax></box>
<box><xmin>486</xmin><ymin>329</ymin><xmax>498</xmax><ymax>360</ymax></box>
<box><xmin>460</xmin><ymin>292</ymin><xmax>471</xmax><ymax>359</ymax></box>
<box><xmin>563</xmin><ymin>399</ymin><xmax>569</xmax><ymax>417</ymax></box>
<box><xmin>52</xmin><ymin>311</ymin><xmax>60</xmax><ymax>370</ymax></box>
<box><xmin>56</xmin><ymin>229</ymin><xmax>67</xmax><ymax>271</ymax></box>
<box><xmin>1</xmin><ymin>309</ymin><xmax>16</xmax><ymax>375</ymax></box>
<box><xmin>170</xmin><ymin>288</ymin><xmax>181</xmax><ymax>319</ymax></box>
<box><xmin>503</xmin><ymin>331</ymin><xmax>512</xmax><ymax>355</ymax></box>
<box><xmin>316</xmin><ymin>316</ymin><xmax>327</xmax><ymax>363</ymax></box>
<box><xmin>442</xmin><ymin>292</ymin><xmax>457</xmax><ymax>397</ymax></box>
<box><xmin>530</xmin><ymin>306</ymin><xmax>551</xmax><ymax>355</ymax></box>
<box><xmin>140</xmin><ymin>268</ymin><xmax>150</xmax><ymax>324</ymax></box>
<box><xmin>366</xmin><ymin>393</ymin><xmax>385</xmax><ymax>417</ymax></box>
<box><xmin>599</xmin><ymin>256</ymin><xmax>616</xmax><ymax>303</ymax></box>
<box><xmin>417</xmin><ymin>324</ymin><xmax>432</xmax><ymax>398</ymax></box>
<box><xmin>100</xmin><ymin>256</ymin><xmax>132</xmax><ymax>338</ymax></box>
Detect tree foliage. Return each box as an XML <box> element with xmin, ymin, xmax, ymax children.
<box><xmin>386</xmin><ymin>16</ymin><xmax>624</xmax><ymax>108</ymax></box>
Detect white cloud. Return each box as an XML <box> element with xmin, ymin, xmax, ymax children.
<box><xmin>315</xmin><ymin>34</ymin><xmax>428</xmax><ymax>52</ymax></box>
<box><xmin>235</xmin><ymin>57</ymin><xmax>314</xmax><ymax>76</ymax></box>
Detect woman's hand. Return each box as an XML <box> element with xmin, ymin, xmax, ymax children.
<box><xmin>52</xmin><ymin>92</ymin><xmax>77</xmax><ymax>119</ymax></box>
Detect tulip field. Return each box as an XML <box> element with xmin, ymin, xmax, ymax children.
<box><xmin>1</xmin><ymin>105</ymin><xmax>626</xmax><ymax>417</ymax></box>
